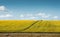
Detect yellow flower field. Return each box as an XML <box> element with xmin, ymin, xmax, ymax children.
<box><xmin>0</xmin><ymin>20</ymin><xmax>60</xmax><ymax>32</ymax></box>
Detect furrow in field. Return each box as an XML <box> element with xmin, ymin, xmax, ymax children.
<box><xmin>39</xmin><ymin>21</ymin><xmax>57</xmax><ymax>32</ymax></box>
<box><xmin>37</xmin><ymin>21</ymin><xmax>48</xmax><ymax>32</ymax></box>
<box><xmin>23</xmin><ymin>20</ymin><xmax>58</xmax><ymax>32</ymax></box>
<box><xmin>23</xmin><ymin>20</ymin><xmax>44</xmax><ymax>32</ymax></box>
<box><xmin>20</xmin><ymin>20</ymin><xmax>39</xmax><ymax>32</ymax></box>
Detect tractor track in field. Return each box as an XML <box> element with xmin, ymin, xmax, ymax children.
<box><xmin>20</xmin><ymin>20</ymin><xmax>57</xmax><ymax>32</ymax></box>
<box><xmin>20</xmin><ymin>20</ymin><xmax>43</xmax><ymax>31</ymax></box>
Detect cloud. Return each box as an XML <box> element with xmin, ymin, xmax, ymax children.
<box><xmin>26</xmin><ymin>14</ymin><xmax>33</xmax><ymax>17</ymax></box>
<box><xmin>0</xmin><ymin>14</ymin><xmax>13</xmax><ymax>18</ymax></box>
<box><xmin>20</xmin><ymin>14</ymin><xmax>36</xmax><ymax>19</ymax></box>
<box><xmin>37</xmin><ymin>13</ymin><xmax>45</xmax><ymax>16</ymax></box>
<box><xmin>20</xmin><ymin>14</ymin><xmax>24</xmax><ymax>18</ymax></box>
<box><xmin>30</xmin><ymin>16</ymin><xmax>36</xmax><ymax>19</ymax></box>
<box><xmin>38</xmin><ymin>13</ymin><xmax>59</xmax><ymax>19</ymax></box>
<box><xmin>53</xmin><ymin>16</ymin><xmax>58</xmax><ymax>19</ymax></box>
<box><xmin>41</xmin><ymin>15</ymin><xmax>51</xmax><ymax>18</ymax></box>
<box><xmin>0</xmin><ymin>6</ymin><xmax>6</xmax><ymax>11</ymax></box>
<box><xmin>19</xmin><ymin>13</ymin><xmax>51</xmax><ymax>20</ymax></box>
<box><xmin>20</xmin><ymin>14</ymin><xmax>33</xmax><ymax>18</ymax></box>
<box><xmin>19</xmin><ymin>13</ymin><xmax>59</xmax><ymax>20</ymax></box>
<box><xmin>37</xmin><ymin>13</ymin><xmax>51</xmax><ymax>18</ymax></box>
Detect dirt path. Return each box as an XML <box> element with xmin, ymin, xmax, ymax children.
<box><xmin>0</xmin><ymin>33</ymin><xmax>60</xmax><ymax>37</ymax></box>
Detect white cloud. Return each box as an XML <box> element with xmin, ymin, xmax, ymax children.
<box><xmin>6</xmin><ymin>14</ymin><xmax>13</xmax><ymax>17</ymax></box>
<box><xmin>41</xmin><ymin>15</ymin><xmax>51</xmax><ymax>18</ymax></box>
<box><xmin>37</xmin><ymin>13</ymin><xmax>45</xmax><ymax>16</ymax></box>
<box><xmin>0</xmin><ymin>6</ymin><xmax>6</xmax><ymax>11</ymax></box>
<box><xmin>30</xmin><ymin>16</ymin><xmax>36</xmax><ymax>19</ymax></box>
<box><xmin>20</xmin><ymin>14</ymin><xmax>24</xmax><ymax>18</ymax></box>
<box><xmin>0</xmin><ymin>14</ymin><xmax>13</xmax><ymax>18</ymax></box>
<box><xmin>53</xmin><ymin>16</ymin><xmax>58</xmax><ymax>19</ymax></box>
<box><xmin>26</xmin><ymin>14</ymin><xmax>33</xmax><ymax>17</ymax></box>
<box><xmin>37</xmin><ymin>13</ymin><xmax>51</xmax><ymax>18</ymax></box>
<box><xmin>19</xmin><ymin>13</ymin><xmax>51</xmax><ymax>20</ymax></box>
<box><xmin>19</xmin><ymin>14</ymin><xmax>36</xmax><ymax>19</ymax></box>
<box><xmin>19</xmin><ymin>13</ymin><xmax>59</xmax><ymax>20</ymax></box>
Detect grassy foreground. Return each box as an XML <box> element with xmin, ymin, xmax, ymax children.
<box><xmin>0</xmin><ymin>20</ymin><xmax>60</xmax><ymax>32</ymax></box>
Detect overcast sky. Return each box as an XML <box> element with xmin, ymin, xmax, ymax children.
<box><xmin>0</xmin><ymin>0</ymin><xmax>60</xmax><ymax>20</ymax></box>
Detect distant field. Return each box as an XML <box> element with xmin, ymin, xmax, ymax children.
<box><xmin>0</xmin><ymin>20</ymin><xmax>60</xmax><ymax>32</ymax></box>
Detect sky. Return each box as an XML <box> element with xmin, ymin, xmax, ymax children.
<box><xmin>0</xmin><ymin>0</ymin><xmax>60</xmax><ymax>20</ymax></box>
